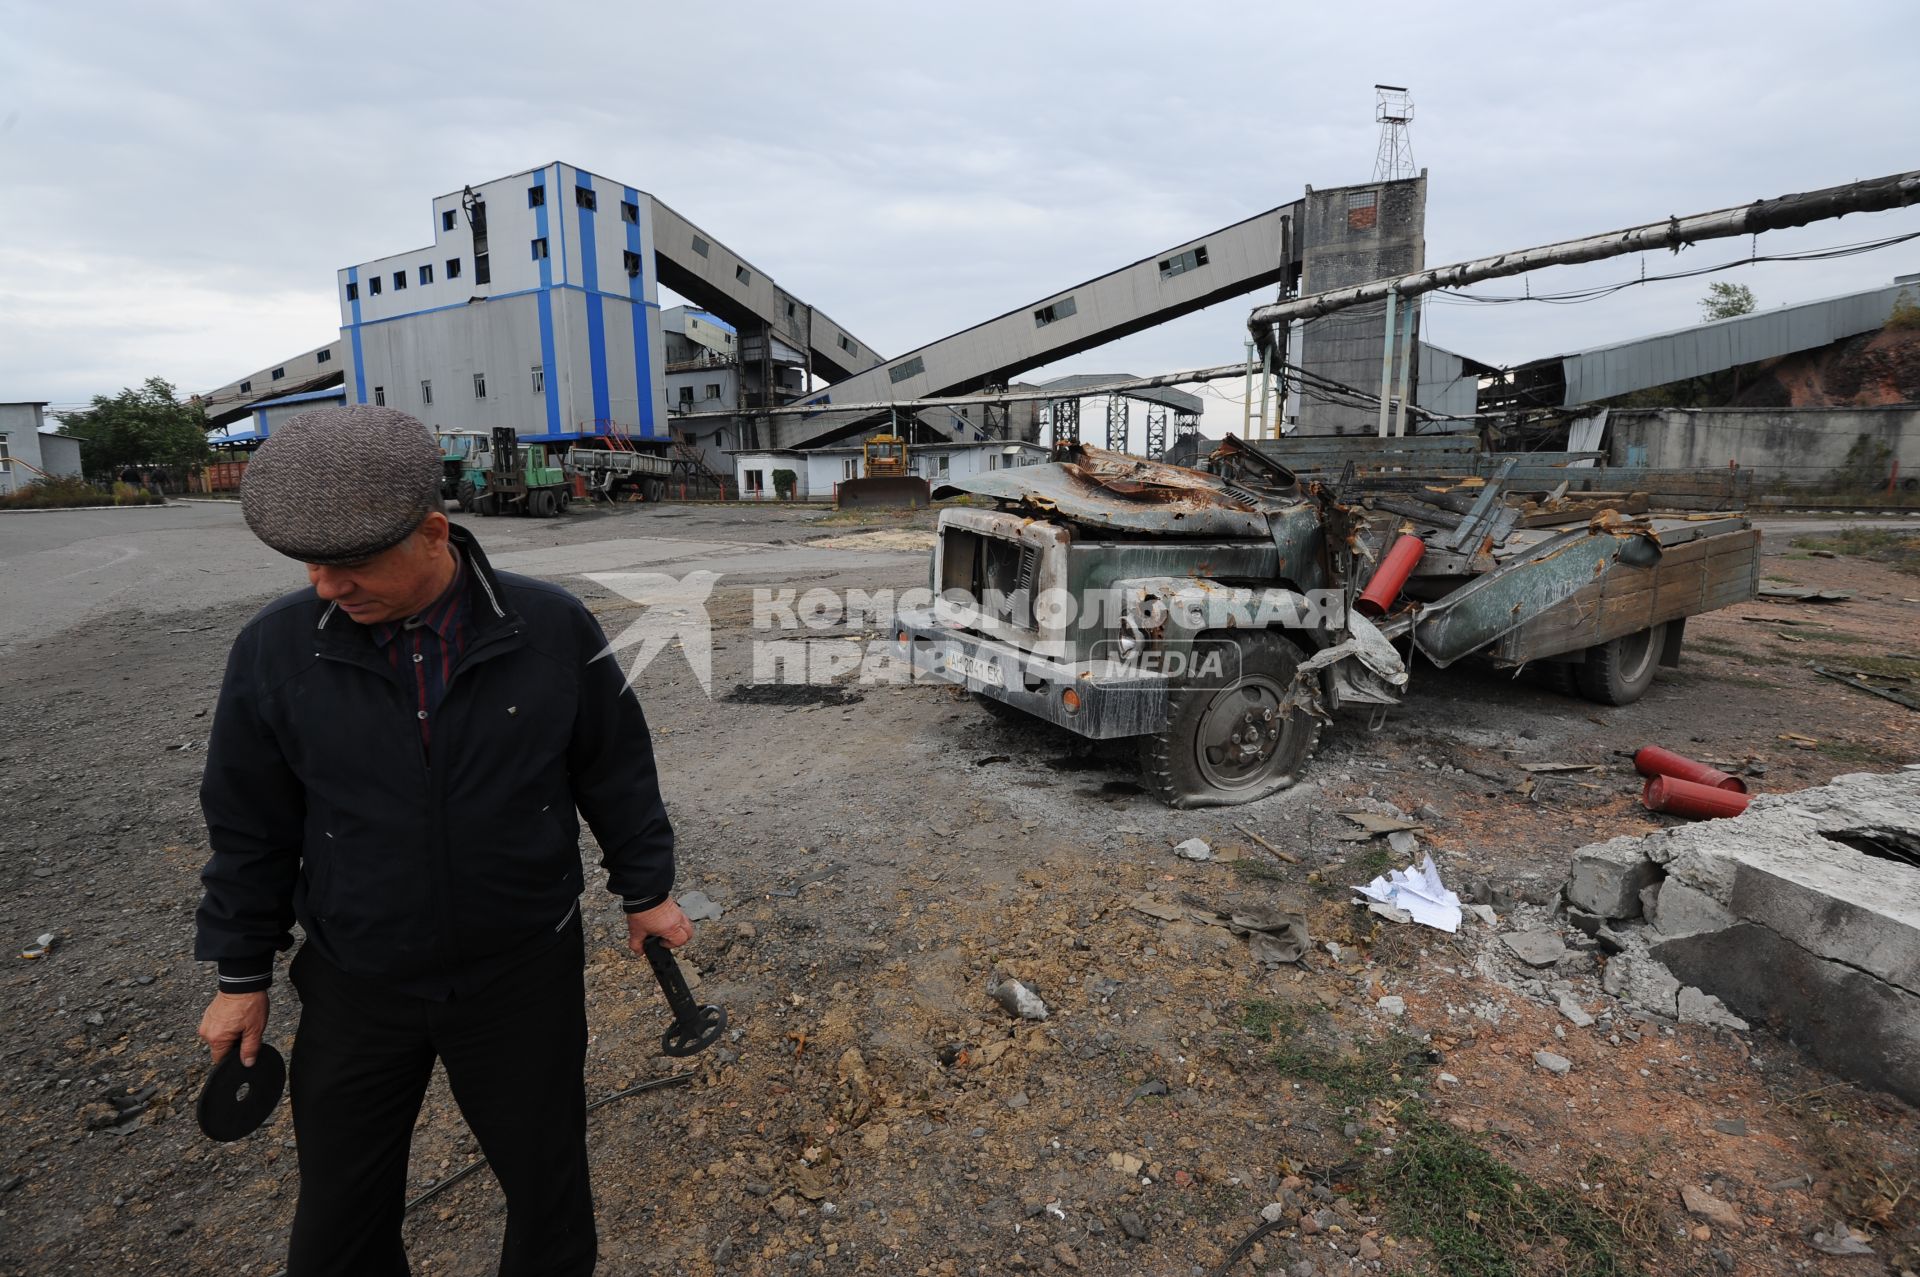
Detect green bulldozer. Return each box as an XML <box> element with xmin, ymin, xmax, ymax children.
<box><xmin>458</xmin><ymin>427</ymin><xmax>572</xmax><ymax>518</ymax></box>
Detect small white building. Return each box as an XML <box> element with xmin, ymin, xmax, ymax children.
<box><xmin>731</xmin><ymin>439</ymin><xmax>1048</xmax><ymax>501</ymax></box>
<box><xmin>0</xmin><ymin>402</ymin><xmax>83</xmax><ymax>493</ymax></box>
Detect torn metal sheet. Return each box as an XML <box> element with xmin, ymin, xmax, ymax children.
<box><xmin>933</xmin><ymin>442</ymin><xmax>1301</xmax><ymax>538</ymax></box>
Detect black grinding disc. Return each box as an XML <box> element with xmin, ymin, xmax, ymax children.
<box><xmin>197</xmin><ymin>1044</ymin><xmax>286</xmax><ymax>1142</ymax></box>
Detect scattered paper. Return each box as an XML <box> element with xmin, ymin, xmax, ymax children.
<box><xmin>1352</xmin><ymin>856</ymin><xmax>1462</xmax><ymax>933</ymax></box>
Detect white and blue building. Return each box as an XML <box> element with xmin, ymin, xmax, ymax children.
<box><xmin>336</xmin><ymin>163</ymin><xmax>885</xmax><ymax>449</ymax></box>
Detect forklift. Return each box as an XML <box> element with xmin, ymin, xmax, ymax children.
<box><xmin>459</xmin><ymin>427</ymin><xmax>571</xmax><ymax>518</ymax></box>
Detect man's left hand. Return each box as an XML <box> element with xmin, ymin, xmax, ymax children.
<box><xmin>627</xmin><ymin>898</ymin><xmax>694</xmax><ymax>953</ymax></box>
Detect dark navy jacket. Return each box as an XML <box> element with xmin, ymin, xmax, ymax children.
<box><xmin>194</xmin><ymin>526</ymin><xmax>674</xmax><ymax>999</ymax></box>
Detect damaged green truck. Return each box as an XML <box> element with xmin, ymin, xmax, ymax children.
<box><xmin>895</xmin><ymin>437</ymin><xmax>1761</xmax><ymax>808</ymax></box>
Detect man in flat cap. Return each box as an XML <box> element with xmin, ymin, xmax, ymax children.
<box><xmin>193</xmin><ymin>405</ymin><xmax>691</xmax><ymax>1276</ymax></box>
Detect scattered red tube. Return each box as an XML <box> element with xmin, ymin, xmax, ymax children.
<box><xmin>1355</xmin><ymin>534</ymin><xmax>1427</xmax><ymax>618</ymax></box>
<box><xmin>1632</xmin><ymin>745</ymin><xmax>1748</xmax><ymax>794</ymax></box>
<box><xmin>1642</xmin><ymin>775</ymin><xmax>1751</xmax><ymax>820</ymax></box>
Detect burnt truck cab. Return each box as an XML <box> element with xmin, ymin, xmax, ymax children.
<box><xmin>896</xmin><ymin>438</ymin><xmax>1759</xmax><ymax>809</ymax></box>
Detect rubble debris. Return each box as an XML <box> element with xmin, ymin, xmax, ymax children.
<box><xmin>1681</xmin><ymin>1186</ymin><xmax>1743</xmax><ymax>1229</ymax></box>
<box><xmin>1172</xmin><ymin>837</ymin><xmax>1214</xmax><ymax>862</ymax></box>
<box><xmin>989</xmin><ymin>976</ymin><xmax>1050</xmax><ymax>1021</ymax></box>
<box><xmin>1642</xmin><ymin>775</ymin><xmax>1753</xmax><ymax>821</ymax></box>
<box><xmin>1186</xmin><ymin>902</ymin><xmax>1310</xmax><ymax>966</ymax></box>
<box><xmin>1757</xmin><ymin>585</ymin><xmax>1851</xmax><ymax>602</ymax></box>
<box><xmin>1352</xmin><ymin>856</ymin><xmax>1461</xmax><ymax>932</ymax></box>
<box><xmin>1633</xmin><ymin>745</ymin><xmax>1748</xmax><ymax>794</ymax></box>
<box><xmin>1234</xmin><ymin>823</ymin><xmax>1300</xmax><ymax>864</ymax></box>
<box><xmin>1501</xmin><ymin>930</ymin><xmax>1567</xmax><ymax>967</ymax></box>
<box><xmin>1377</xmin><ymin>995</ymin><xmax>1406</xmax><ymax>1017</ymax></box>
<box><xmin>1338</xmin><ymin>811</ymin><xmax>1423</xmax><ymax>838</ymax></box>
<box><xmin>1602</xmin><ymin>953</ymin><xmax>1682</xmax><ymax>1012</ymax></box>
<box><xmin>19</xmin><ymin>932</ymin><xmax>56</xmax><ymax>960</ymax></box>
<box><xmin>1567</xmin><ymin>839</ymin><xmax>1660</xmax><ymax>919</ymax></box>
<box><xmin>1809</xmin><ymin>1222</ymin><xmax>1876</xmax><ymax>1256</ymax></box>
<box><xmin>1557</xmin><ymin>994</ymin><xmax>1595</xmax><ymax>1027</ymax></box>
<box><xmin>1533</xmin><ymin>1050</ymin><xmax>1572</xmax><ymax>1076</ymax></box>
<box><xmin>1811</xmin><ymin>663</ymin><xmax>1920</xmax><ymax>711</ymax></box>
<box><xmin>676</xmin><ymin>890</ymin><xmax>725</xmax><ymax>922</ymax></box>
<box><xmin>1386</xmin><ymin>829</ymin><xmax>1419</xmax><ymax>857</ymax></box>
<box><xmin>1676</xmin><ymin>986</ymin><xmax>1749</xmax><ymax>1030</ymax></box>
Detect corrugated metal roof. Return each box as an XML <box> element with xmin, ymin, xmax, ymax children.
<box><xmin>1034</xmin><ymin>374</ymin><xmax>1204</xmax><ymax>414</ymax></box>
<box><xmin>1518</xmin><ymin>277</ymin><xmax>1915</xmax><ymax>406</ymax></box>
<box><xmin>246</xmin><ymin>386</ymin><xmax>348</xmax><ymax>410</ymax></box>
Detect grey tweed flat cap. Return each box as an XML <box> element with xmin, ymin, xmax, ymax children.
<box><xmin>241</xmin><ymin>406</ymin><xmax>444</xmax><ymax>565</ymax></box>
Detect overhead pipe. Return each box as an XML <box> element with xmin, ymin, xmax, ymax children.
<box><xmin>1355</xmin><ymin>534</ymin><xmax>1427</xmax><ymax>618</ymax></box>
<box><xmin>1632</xmin><ymin>746</ymin><xmax>1748</xmax><ymax>794</ymax></box>
<box><xmin>1249</xmin><ymin>169</ymin><xmax>1920</xmax><ymax>333</ymax></box>
<box><xmin>1642</xmin><ymin>775</ymin><xmax>1752</xmax><ymax>821</ymax></box>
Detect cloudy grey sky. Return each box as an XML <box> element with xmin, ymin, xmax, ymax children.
<box><xmin>4</xmin><ymin>0</ymin><xmax>1917</xmax><ymax>427</ymax></box>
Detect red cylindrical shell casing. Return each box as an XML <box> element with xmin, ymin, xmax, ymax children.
<box><xmin>1642</xmin><ymin>775</ymin><xmax>1752</xmax><ymax>820</ymax></box>
<box><xmin>1633</xmin><ymin>746</ymin><xmax>1748</xmax><ymax>794</ymax></box>
<box><xmin>1355</xmin><ymin>535</ymin><xmax>1427</xmax><ymax>618</ymax></box>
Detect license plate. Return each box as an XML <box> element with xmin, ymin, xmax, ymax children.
<box><xmin>949</xmin><ymin>650</ymin><xmax>1005</xmax><ymax>686</ymax></box>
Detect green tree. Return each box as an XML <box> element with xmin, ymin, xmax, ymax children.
<box><xmin>1700</xmin><ymin>282</ymin><xmax>1757</xmax><ymax>322</ymax></box>
<box><xmin>58</xmin><ymin>377</ymin><xmax>212</xmax><ymax>476</ymax></box>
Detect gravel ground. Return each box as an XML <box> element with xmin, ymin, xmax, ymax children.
<box><xmin>1</xmin><ymin>504</ymin><xmax>1915</xmax><ymax>1275</ymax></box>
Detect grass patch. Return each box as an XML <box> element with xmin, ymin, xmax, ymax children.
<box><xmin>1310</xmin><ymin>844</ymin><xmax>1398</xmax><ymax>899</ymax></box>
<box><xmin>1375</xmin><ymin>1104</ymin><xmax>1631</xmax><ymax>1277</ymax></box>
<box><xmin>1822</xmin><ymin>653</ymin><xmax>1920</xmax><ymax>678</ymax></box>
<box><xmin>1230</xmin><ymin>857</ymin><xmax>1293</xmax><ymax>883</ymax></box>
<box><xmin>1817</xmin><ymin>739</ymin><xmax>1904</xmax><ymax>765</ymax></box>
<box><xmin>1240</xmin><ymin>999</ymin><xmax>1308</xmax><ymax>1041</ymax></box>
<box><xmin>1268</xmin><ymin>1029</ymin><xmax>1428</xmax><ymax>1106</ymax></box>
<box><xmin>0</xmin><ymin>476</ymin><xmax>161</xmax><ymax>510</ymax></box>
<box><xmin>1792</xmin><ymin>527</ymin><xmax>1920</xmax><ymax>577</ymax></box>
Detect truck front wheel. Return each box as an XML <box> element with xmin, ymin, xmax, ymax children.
<box><xmin>1139</xmin><ymin>631</ymin><xmax>1321</xmax><ymax>809</ymax></box>
<box><xmin>1576</xmin><ymin>622</ymin><xmax>1667</xmax><ymax>706</ymax></box>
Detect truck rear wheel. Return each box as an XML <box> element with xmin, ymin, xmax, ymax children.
<box><xmin>456</xmin><ymin>479</ymin><xmax>477</xmax><ymax>514</ymax></box>
<box><xmin>1576</xmin><ymin>623</ymin><xmax>1666</xmax><ymax>706</ymax></box>
<box><xmin>1139</xmin><ymin>631</ymin><xmax>1320</xmax><ymax>809</ymax></box>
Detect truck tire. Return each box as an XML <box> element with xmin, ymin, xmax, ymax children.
<box><xmin>1138</xmin><ymin>631</ymin><xmax>1320</xmax><ymax>809</ymax></box>
<box><xmin>475</xmin><ymin>492</ymin><xmax>497</xmax><ymax>517</ymax></box>
<box><xmin>1576</xmin><ymin>623</ymin><xmax>1666</xmax><ymax>706</ymax></box>
<box><xmin>456</xmin><ymin>480</ymin><xmax>477</xmax><ymax>514</ymax></box>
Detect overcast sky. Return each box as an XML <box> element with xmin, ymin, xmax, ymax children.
<box><xmin>4</xmin><ymin>0</ymin><xmax>1917</xmax><ymax>429</ymax></box>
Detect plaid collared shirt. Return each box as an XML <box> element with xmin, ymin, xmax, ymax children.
<box><xmin>371</xmin><ymin>550</ymin><xmax>470</xmax><ymax>760</ymax></box>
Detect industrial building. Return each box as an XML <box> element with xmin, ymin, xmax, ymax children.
<box><xmin>0</xmin><ymin>402</ymin><xmax>82</xmax><ymax>493</ymax></box>
<box><xmin>732</xmin><ymin>439</ymin><xmax>1049</xmax><ymax>503</ymax></box>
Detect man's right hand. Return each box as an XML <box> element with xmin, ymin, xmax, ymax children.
<box><xmin>198</xmin><ymin>991</ymin><xmax>268</xmax><ymax>1066</ymax></box>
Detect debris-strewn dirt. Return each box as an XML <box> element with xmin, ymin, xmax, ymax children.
<box><xmin>1</xmin><ymin>511</ymin><xmax>1915</xmax><ymax>1276</ymax></box>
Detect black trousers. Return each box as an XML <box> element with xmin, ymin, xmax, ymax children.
<box><xmin>285</xmin><ymin>919</ymin><xmax>595</xmax><ymax>1277</ymax></box>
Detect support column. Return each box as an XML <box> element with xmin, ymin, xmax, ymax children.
<box><xmin>1391</xmin><ymin>295</ymin><xmax>1417</xmax><ymax>437</ymax></box>
<box><xmin>1375</xmin><ymin>289</ymin><xmax>1398</xmax><ymax>438</ymax></box>
<box><xmin>1106</xmin><ymin>394</ymin><xmax>1129</xmax><ymax>453</ymax></box>
<box><xmin>1144</xmin><ymin>405</ymin><xmax>1168</xmax><ymax>460</ymax></box>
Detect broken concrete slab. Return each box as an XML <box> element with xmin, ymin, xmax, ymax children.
<box><xmin>1502</xmin><ymin>930</ymin><xmax>1567</xmax><ymax>967</ymax></box>
<box><xmin>1656</xmin><ymin>923</ymin><xmax>1920</xmax><ymax>1105</ymax></box>
<box><xmin>1647</xmin><ymin>878</ymin><xmax>1735</xmax><ymax>939</ymax></box>
<box><xmin>1557</xmin><ymin>994</ymin><xmax>1596</xmax><ymax>1028</ymax></box>
<box><xmin>1676</xmin><ymin>985</ymin><xmax>1748</xmax><ymax>1031</ymax></box>
<box><xmin>1566</xmin><ymin>836</ymin><xmax>1661</xmax><ymax>918</ymax></box>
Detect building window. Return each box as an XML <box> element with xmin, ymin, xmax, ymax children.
<box><xmin>446</xmin><ymin>257</ymin><xmax>462</xmax><ymax>279</ymax></box>
<box><xmin>421</xmin><ymin>379</ymin><xmax>433</xmax><ymax>405</ymax></box>
<box><xmin>888</xmin><ymin>356</ymin><xmax>926</xmax><ymax>384</ymax></box>
<box><xmin>575</xmin><ymin>186</ymin><xmax>596</xmax><ymax>210</ymax></box>
<box><xmin>622</xmin><ymin>249</ymin><xmax>641</xmax><ymax>277</ymax></box>
<box><xmin>373</xmin><ymin>386</ymin><xmax>386</xmax><ymax>406</ymax></box>
<box><xmin>704</xmin><ymin>383</ymin><xmax>721</xmax><ymax>400</ymax></box>
<box><xmin>621</xmin><ymin>200</ymin><xmax>639</xmax><ymax>224</ymax></box>
<box><xmin>936</xmin><ymin>455</ymin><xmax>950</xmax><ymax>477</ymax></box>
<box><xmin>838</xmin><ymin>334</ymin><xmax>856</xmax><ymax>355</ymax></box>
<box><xmin>393</xmin><ymin>271</ymin><xmax>406</xmax><ymax>290</ymax></box>
<box><xmin>369</xmin><ymin>276</ymin><xmax>382</xmax><ymax>295</ymax></box>
<box><xmin>844</xmin><ymin>458</ymin><xmax>857</xmax><ymax>480</ymax></box>
<box><xmin>1347</xmin><ymin>189</ymin><xmax>1379</xmax><ymax>230</ymax></box>
<box><xmin>240</xmin><ymin>380</ymin><xmax>252</xmax><ymax>393</ymax></box>
<box><xmin>419</xmin><ymin>264</ymin><xmax>433</xmax><ymax>285</ymax></box>
<box><xmin>528</xmin><ymin>185</ymin><xmax>545</xmax><ymax>207</ymax></box>
<box><xmin>744</xmin><ymin>469</ymin><xmax>764</xmax><ymax>494</ymax></box>
<box><xmin>1034</xmin><ymin>296</ymin><xmax>1077</xmax><ymax>327</ymax></box>
<box><xmin>346</xmin><ymin>281</ymin><xmax>358</xmax><ymax>301</ymax></box>
<box><xmin>785</xmin><ymin>300</ymin><xmax>797</xmax><ymax>321</ymax></box>
<box><xmin>317</xmin><ymin>349</ymin><xmax>332</xmax><ymax>364</ymax></box>
<box><xmin>474</xmin><ymin>373</ymin><xmax>487</xmax><ymax>400</ymax></box>
<box><xmin>988</xmin><ymin>454</ymin><xmax>999</xmax><ymax>470</ymax></box>
<box><xmin>474</xmin><ymin>254</ymin><xmax>490</xmax><ymax>285</ymax></box>
<box><xmin>691</xmin><ymin>236</ymin><xmax>710</xmax><ymax>258</ymax></box>
<box><xmin>271</xmin><ymin>367</ymin><xmax>285</xmax><ymax>381</ymax></box>
<box><xmin>678</xmin><ymin>386</ymin><xmax>694</xmax><ymax>406</ymax></box>
<box><xmin>1157</xmin><ymin>246</ymin><xmax>1209</xmax><ymax>278</ymax></box>
<box><xmin>735</xmin><ymin>265</ymin><xmax>751</xmax><ymax>285</ymax></box>
<box><xmin>531</xmin><ymin>365</ymin><xmax>544</xmax><ymax>392</ymax></box>
<box><xmin>531</xmin><ymin>237</ymin><xmax>549</xmax><ymax>260</ymax></box>
<box><xmin>442</xmin><ymin>209</ymin><xmax>457</xmax><ymax>232</ymax></box>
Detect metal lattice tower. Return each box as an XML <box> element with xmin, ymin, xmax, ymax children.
<box><xmin>1046</xmin><ymin>398</ymin><xmax>1080</xmax><ymax>446</ymax></box>
<box><xmin>1143</xmin><ymin>405</ymin><xmax>1168</xmax><ymax>461</ymax></box>
<box><xmin>1372</xmin><ymin>85</ymin><xmax>1415</xmax><ymax>183</ymax></box>
<box><xmin>1105</xmin><ymin>394</ymin><xmax>1129</xmax><ymax>453</ymax></box>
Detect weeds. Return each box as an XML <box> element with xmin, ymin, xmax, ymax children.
<box><xmin>1792</xmin><ymin>527</ymin><xmax>1920</xmax><ymax>577</ymax></box>
<box><xmin>1267</xmin><ymin>1029</ymin><xmax>1428</xmax><ymax>1106</ymax></box>
<box><xmin>1230</xmin><ymin>857</ymin><xmax>1293</xmax><ymax>884</ymax></box>
<box><xmin>0</xmin><ymin>476</ymin><xmax>160</xmax><ymax>510</ymax></box>
<box><xmin>1239</xmin><ymin>1000</ymin><xmax>1307</xmax><ymax>1042</ymax></box>
<box><xmin>1375</xmin><ymin>1105</ymin><xmax>1631</xmax><ymax>1277</ymax></box>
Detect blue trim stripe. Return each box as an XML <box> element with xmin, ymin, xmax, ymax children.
<box><xmin>532</xmin><ymin>169</ymin><xmax>562</xmax><ymax>436</ymax></box>
<box><xmin>254</xmin><ymin>408</ymin><xmax>269</xmax><ymax>436</ymax></box>
<box><xmin>576</xmin><ymin>174</ymin><xmax>611</xmax><ymax>432</ymax></box>
<box><xmin>346</xmin><ymin>266</ymin><xmax>366</xmax><ymax>404</ymax></box>
<box><xmin>625</xmin><ymin>186</ymin><xmax>658</xmax><ymax>438</ymax></box>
